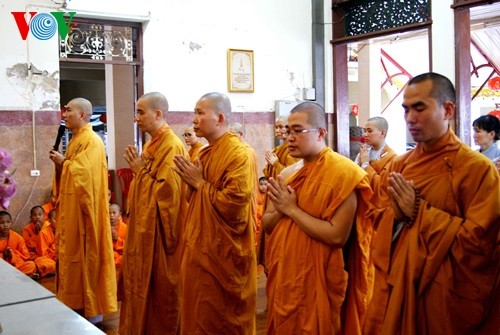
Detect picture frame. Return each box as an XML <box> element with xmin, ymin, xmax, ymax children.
<box><xmin>227</xmin><ymin>49</ymin><xmax>254</xmax><ymax>92</ymax></box>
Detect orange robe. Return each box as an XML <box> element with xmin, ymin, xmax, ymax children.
<box><xmin>35</xmin><ymin>224</ymin><xmax>56</xmax><ymax>277</ymax></box>
<box><xmin>0</xmin><ymin>231</ymin><xmax>36</xmax><ymax>275</ymax></box>
<box><xmin>188</xmin><ymin>141</ymin><xmax>204</xmax><ymax>162</ymax></box>
<box><xmin>263</xmin><ymin>142</ymin><xmax>300</xmax><ymax>180</ymax></box>
<box><xmin>364</xmin><ymin>130</ymin><xmax>500</xmax><ymax>335</ymax></box>
<box><xmin>54</xmin><ymin>123</ymin><xmax>117</xmax><ymax>318</ymax></box>
<box><xmin>119</xmin><ymin>123</ymin><xmax>188</xmax><ymax>335</ymax></box>
<box><xmin>42</xmin><ymin>202</ymin><xmax>54</xmax><ymax>219</ymax></box>
<box><xmin>265</xmin><ymin>147</ymin><xmax>373</xmax><ymax>335</ymax></box>
<box><xmin>22</xmin><ymin>221</ymin><xmax>48</xmax><ymax>260</ymax></box>
<box><xmin>255</xmin><ymin>191</ymin><xmax>265</xmax><ymax>246</ymax></box>
<box><xmin>112</xmin><ymin>219</ymin><xmax>127</xmax><ymax>269</ymax></box>
<box><xmin>179</xmin><ymin>132</ymin><xmax>257</xmax><ymax>335</ymax></box>
<box><xmin>364</xmin><ymin>145</ymin><xmax>397</xmax><ymax>207</ymax></box>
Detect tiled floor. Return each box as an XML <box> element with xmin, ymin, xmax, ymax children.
<box><xmin>39</xmin><ymin>266</ymin><xmax>268</xmax><ymax>334</ymax></box>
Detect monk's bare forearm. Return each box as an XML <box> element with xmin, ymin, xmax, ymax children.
<box><xmin>288</xmin><ymin>192</ymin><xmax>357</xmax><ymax>247</ymax></box>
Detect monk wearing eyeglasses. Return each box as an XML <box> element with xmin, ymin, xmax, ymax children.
<box><xmin>182</xmin><ymin>124</ymin><xmax>204</xmax><ymax>162</ymax></box>
<box><xmin>263</xmin><ymin>101</ymin><xmax>373</xmax><ymax>335</ymax></box>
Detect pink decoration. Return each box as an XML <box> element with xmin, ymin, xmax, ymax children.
<box><xmin>0</xmin><ymin>148</ymin><xmax>17</xmax><ymax>210</ymax></box>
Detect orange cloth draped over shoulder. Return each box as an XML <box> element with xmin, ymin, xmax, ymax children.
<box><xmin>42</xmin><ymin>202</ymin><xmax>54</xmax><ymax>219</ymax></box>
<box><xmin>263</xmin><ymin>142</ymin><xmax>300</xmax><ymax>180</ymax></box>
<box><xmin>188</xmin><ymin>141</ymin><xmax>204</xmax><ymax>162</ymax></box>
<box><xmin>364</xmin><ymin>130</ymin><xmax>500</xmax><ymax>335</ymax></box>
<box><xmin>179</xmin><ymin>132</ymin><xmax>257</xmax><ymax>335</ymax></box>
<box><xmin>35</xmin><ymin>224</ymin><xmax>56</xmax><ymax>277</ymax></box>
<box><xmin>54</xmin><ymin>124</ymin><xmax>117</xmax><ymax>318</ymax></box>
<box><xmin>266</xmin><ymin>147</ymin><xmax>373</xmax><ymax>335</ymax></box>
<box><xmin>22</xmin><ymin>221</ymin><xmax>48</xmax><ymax>260</ymax></box>
<box><xmin>0</xmin><ymin>231</ymin><xmax>36</xmax><ymax>275</ymax></box>
<box><xmin>112</xmin><ymin>218</ymin><xmax>127</xmax><ymax>269</ymax></box>
<box><xmin>364</xmin><ymin>145</ymin><xmax>397</xmax><ymax>207</ymax></box>
<box><xmin>119</xmin><ymin>124</ymin><xmax>188</xmax><ymax>335</ymax></box>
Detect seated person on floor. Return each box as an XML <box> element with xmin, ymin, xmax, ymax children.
<box><xmin>0</xmin><ymin>210</ymin><xmax>37</xmax><ymax>277</ymax></box>
<box><xmin>35</xmin><ymin>209</ymin><xmax>57</xmax><ymax>278</ymax></box>
<box><xmin>22</xmin><ymin>206</ymin><xmax>47</xmax><ymax>260</ymax></box>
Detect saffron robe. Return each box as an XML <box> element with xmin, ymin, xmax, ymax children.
<box><xmin>364</xmin><ymin>145</ymin><xmax>397</xmax><ymax>207</ymax></box>
<box><xmin>266</xmin><ymin>147</ymin><xmax>373</xmax><ymax>335</ymax></box>
<box><xmin>0</xmin><ymin>231</ymin><xmax>36</xmax><ymax>275</ymax></box>
<box><xmin>263</xmin><ymin>142</ymin><xmax>300</xmax><ymax>180</ymax></box>
<box><xmin>188</xmin><ymin>141</ymin><xmax>204</xmax><ymax>162</ymax></box>
<box><xmin>112</xmin><ymin>218</ymin><xmax>127</xmax><ymax>269</ymax></box>
<box><xmin>364</xmin><ymin>130</ymin><xmax>500</xmax><ymax>335</ymax></box>
<box><xmin>42</xmin><ymin>202</ymin><xmax>54</xmax><ymax>219</ymax></box>
<box><xmin>22</xmin><ymin>221</ymin><xmax>48</xmax><ymax>260</ymax></box>
<box><xmin>255</xmin><ymin>191</ymin><xmax>265</xmax><ymax>247</ymax></box>
<box><xmin>179</xmin><ymin>132</ymin><xmax>257</xmax><ymax>335</ymax></box>
<box><xmin>119</xmin><ymin>124</ymin><xmax>188</xmax><ymax>335</ymax></box>
<box><xmin>54</xmin><ymin>124</ymin><xmax>117</xmax><ymax>318</ymax></box>
<box><xmin>35</xmin><ymin>224</ymin><xmax>56</xmax><ymax>277</ymax></box>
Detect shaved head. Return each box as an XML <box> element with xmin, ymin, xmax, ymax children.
<box><xmin>68</xmin><ymin>97</ymin><xmax>93</xmax><ymax>121</ymax></box>
<box><xmin>199</xmin><ymin>92</ymin><xmax>232</xmax><ymax>124</ymax></box>
<box><xmin>290</xmin><ymin>101</ymin><xmax>326</xmax><ymax>129</ymax></box>
<box><xmin>139</xmin><ymin>92</ymin><xmax>169</xmax><ymax>120</ymax></box>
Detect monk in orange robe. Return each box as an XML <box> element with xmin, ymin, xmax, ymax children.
<box><xmin>182</xmin><ymin>124</ymin><xmax>204</xmax><ymax>161</ymax></box>
<box><xmin>355</xmin><ymin>116</ymin><xmax>397</xmax><ymax>206</ymax></box>
<box><xmin>22</xmin><ymin>206</ymin><xmax>47</xmax><ymax>260</ymax></box>
<box><xmin>263</xmin><ymin>102</ymin><xmax>373</xmax><ymax>335</ymax></box>
<box><xmin>173</xmin><ymin>92</ymin><xmax>257</xmax><ymax>335</ymax></box>
<box><xmin>41</xmin><ymin>191</ymin><xmax>56</xmax><ymax>219</ymax></box>
<box><xmin>0</xmin><ymin>211</ymin><xmax>37</xmax><ymax>276</ymax></box>
<box><xmin>255</xmin><ymin>176</ymin><xmax>267</xmax><ymax>248</ymax></box>
<box><xmin>49</xmin><ymin>97</ymin><xmax>117</xmax><ymax>322</ymax></box>
<box><xmin>230</xmin><ymin>122</ymin><xmax>261</xmax><ymax>244</ymax></box>
<box><xmin>119</xmin><ymin>92</ymin><xmax>188</xmax><ymax>335</ymax></box>
<box><xmin>35</xmin><ymin>208</ymin><xmax>56</xmax><ymax>277</ymax></box>
<box><xmin>109</xmin><ymin>203</ymin><xmax>127</xmax><ymax>270</ymax></box>
<box><xmin>363</xmin><ymin>73</ymin><xmax>500</xmax><ymax>335</ymax></box>
<box><xmin>263</xmin><ymin>116</ymin><xmax>300</xmax><ymax>180</ymax></box>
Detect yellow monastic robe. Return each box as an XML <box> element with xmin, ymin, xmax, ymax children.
<box><xmin>364</xmin><ymin>130</ymin><xmax>500</xmax><ymax>335</ymax></box>
<box><xmin>188</xmin><ymin>141</ymin><xmax>204</xmax><ymax>162</ymax></box>
<box><xmin>0</xmin><ymin>231</ymin><xmax>36</xmax><ymax>275</ymax></box>
<box><xmin>263</xmin><ymin>142</ymin><xmax>300</xmax><ymax>180</ymax></box>
<box><xmin>119</xmin><ymin>123</ymin><xmax>188</xmax><ymax>335</ymax></box>
<box><xmin>179</xmin><ymin>132</ymin><xmax>257</xmax><ymax>335</ymax></box>
<box><xmin>35</xmin><ymin>223</ymin><xmax>56</xmax><ymax>277</ymax></box>
<box><xmin>265</xmin><ymin>147</ymin><xmax>373</xmax><ymax>335</ymax></box>
<box><xmin>54</xmin><ymin>124</ymin><xmax>117</xmax><ymax>318</ymax></box>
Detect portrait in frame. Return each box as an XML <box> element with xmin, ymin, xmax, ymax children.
<box><xmin>227</xmin><ymin>49</ymin><xmax>254</xmax><ymax>92</ymax></box>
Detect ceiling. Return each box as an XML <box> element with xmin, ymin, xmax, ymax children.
<box><xmin>471</xmin><ymin>2</ymin><xmax>500</xmax><ymax>73</ymax></box>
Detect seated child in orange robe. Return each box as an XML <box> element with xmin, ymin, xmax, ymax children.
<box><xmin>110</xmin><ymin>203</ymin><xmax>127</xmax><ymax>270</ymax></box>
<box><xmin>22</xmin><ymin>206</ymin><xmax>47</xmax><ymax>260</ymax></box>
<box><xmin>35</xmin><ymin>209</ymin><xmax>57</xmax><ymax>277</ymax></box>
<box><xmin>0</xmin><ymin>210</ymin><xmax>37</xmax><ymax>276</ymax></box>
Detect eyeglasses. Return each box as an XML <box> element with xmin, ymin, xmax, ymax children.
<box><xmin>284</xmin><ymin>128</ymin><xmax>320</xmax><ymax>137</ymax></box>
<box><xmin>182</xmin><ymin>133</ymin><xmax>192</xmax><ymax>137</ymax></box>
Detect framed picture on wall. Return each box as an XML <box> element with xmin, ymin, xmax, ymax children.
<box><xmin>227</xmin><ymin>49</ymin><xmax>254</xmax><ymax>92</ymax></box>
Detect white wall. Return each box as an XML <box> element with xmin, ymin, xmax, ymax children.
<box><xmin>67</xmin><ymin>0</ymin><xmax>313</xmax><ymax>112</ymax></box>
